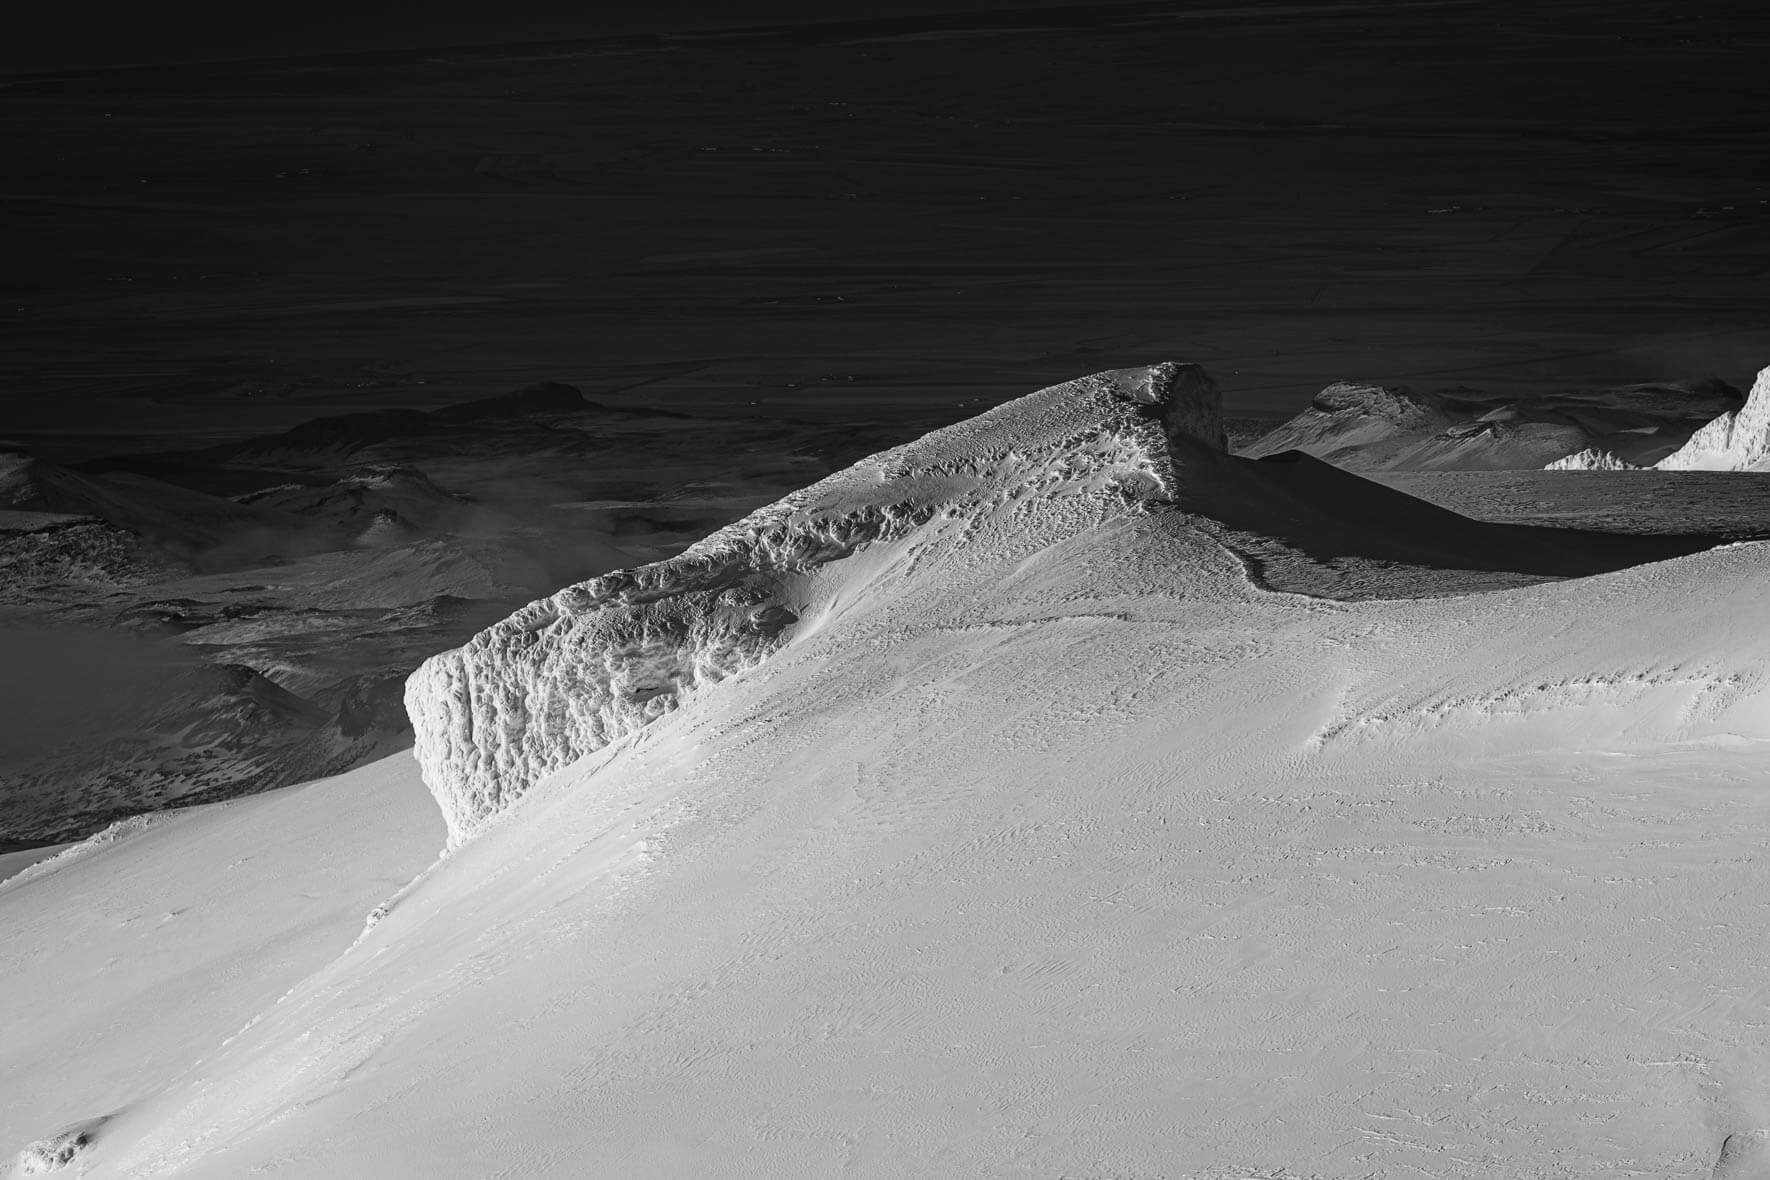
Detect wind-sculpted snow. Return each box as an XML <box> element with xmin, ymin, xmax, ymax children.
<box><xmin>1544</xmin><ymin>447</ymin><xmax>1640</xmax><ymax>471</ymax></box>
<box><xmin>407</xmin><ymin>362</ymin><xmax>1225</xmax><ymax>845</ymax></box>
<box><xmin>1656</xmin><ymin>364</ymin><xmax>1770</xmax><ymax>471</ymax></box>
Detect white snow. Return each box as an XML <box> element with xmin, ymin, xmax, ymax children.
<box><xmin>1545</xmin><ymin>447</ymin><xmax>1641</xmax><ymax>471</ymax></box>
<box><xmin>406</xmin><ymin>361</ymin><xmax>1221</xmax><ymax>846</ymax></box>
<box><xmin>1656</xmin><ymin>365</ymin><xmax>1770</xmax><ymax>471</ymax></box>
<box><xmin>0</xmin><ymin>754</ymin><xmax>441</xmax><ymax>1173</ymax></box>
<box><xmin>8</xmin><ymin>363</ymin><xmax>1770</xmax><ymax>1178</ymax></box>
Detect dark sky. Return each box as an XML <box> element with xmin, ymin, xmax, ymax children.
<box><xmin>15</xmin><ymin>0</ymin><xmax>1084</xmax><ymax>74</ymax></box>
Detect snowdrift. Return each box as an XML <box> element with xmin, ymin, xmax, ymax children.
<box><xmin>406</xmin><ymin>362</ymin><xmax>1226</xmax><ymax>845</ymax></box>
<box><xmin>407</xmin><ymin>363</ymin><xmax>1714</xmax><ymax>845</ymax></box>
<box><xmin>11</xmin><ymin>363</ymin><xmax>1770</xmax><ymax>1178</ymax></box>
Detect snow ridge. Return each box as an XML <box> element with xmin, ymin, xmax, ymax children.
<box><xmin>1655</xmin><ymin>364</ymin><xmax>1770</xmax><ymax>471</ymax></box>
<box><xmin>406</xmin><ymin>363</ymin><xmax>1223</xmax><ymax>845</ymax></box>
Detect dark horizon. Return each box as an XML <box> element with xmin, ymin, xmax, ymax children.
<box><xmin>6</xmin><ymin>0</ymin><xmax>1767</xmax><ymax>465</ymax></box>
<box><xmin>8</xmin><ymin>0</ymin><xmax>1207</xmax><ymax>76</ymax></box>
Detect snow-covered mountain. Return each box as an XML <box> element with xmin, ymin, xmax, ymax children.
<box><xmin>1655</xmin><ymin>365</ymin><xmax>1770</xmax><ymax>471</ymax></box>
<box><xmin>7</xmin><ymin>364</ymin><xmax>1770</xmax><ymax>1178</ymax></box>
<box><xmin>1243</xmin><ymin>377</ymin><xmax>1742</xmax><ymax>472</ymax></box>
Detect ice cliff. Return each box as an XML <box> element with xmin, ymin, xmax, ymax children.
<box><xmin>1655</xmin><ymin>365</ymin><xmax>1770</xmax><ymax>471</ymax></box>
<box><xmin>406</xmin><ymin>362</ymin><xmax>1225</xmax><ymax>845</ymax></box>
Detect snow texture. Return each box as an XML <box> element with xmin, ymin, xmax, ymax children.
<box><xmin>407</xmin><ymin>362</ymin><xmax>1224</xmax><ymax>846</ymax></box>
<box><xmin>14</xmin><ymin>1118</ymin><xmax>108</xmax><ymax>1174</ymax></box>
<box><xmin>16</xmin><ymin>363</ymin><xmax>1770</xmax><ymax>1178</ymax></box>
<box><xmin>1657</xmin><ymin>365</ymin><xmax>1770</xmax><ymax>471</ymax></box>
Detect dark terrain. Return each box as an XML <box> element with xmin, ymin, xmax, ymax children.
<box><xmin>6</xmin><ymin>0</ymin><xmax>1768</xmax><ymax>456</ymax></box>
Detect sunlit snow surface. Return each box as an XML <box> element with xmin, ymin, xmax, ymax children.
<box><xmin>8</xmin><ymin>364</ymin><xmax>1770</xmax><ymax>1178</ymax></box>
<box><xmin>1657</xmin><ymin>366</ymin><xmax>1770</xmax><ymax>472</ymax></box>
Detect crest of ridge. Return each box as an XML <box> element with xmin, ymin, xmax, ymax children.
<box><xmin>404</xmin><ymin>362</ymin><xmax>1224</xmax><ymax>845</ymax></box>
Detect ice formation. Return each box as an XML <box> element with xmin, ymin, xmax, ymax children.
<box><xmin>14</xmin><ymin>1118</ymin><xmax>107</xmax><ymax>1175</ymax></box>
<box><xmin>407</xmin><ymin>362</ymin><xmax>1226</xmax><ymax>845</ymax></box>
<box><xmin>1544</xmin><ymin>447</ymin><xmax>1640</xmax><ymax>471</ymax></box>
<box><xmin>1655</xmin><ymin>364</ymin><xmax>1770</xmax><ymax>471</ymax></box>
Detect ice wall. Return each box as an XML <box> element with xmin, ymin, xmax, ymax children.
<box><xmin>406</xmin><ymin>363</ymin><xmax>1225</xmax><ymax>845</ymax></box>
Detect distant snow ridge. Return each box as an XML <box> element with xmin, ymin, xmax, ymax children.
<box><xmin>1655</xmin><ymin>364</ymin><xmax>1770</xmax><ymax>471</ymax></box>
<box><xmin>406</xmin><ymin>362</ymin><xmax>1223</xmax><ymax>844</ymax></box>
<box><xmin>1545</xmin><ymin>447</ymin><xmax>1640</xmax><ymax>471</ymax></box>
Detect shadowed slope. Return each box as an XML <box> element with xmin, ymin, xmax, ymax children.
<box><xmin>1192</xmin><ymin>447</ymin><xmax>1719</xmax><ymax>599</ymax></box>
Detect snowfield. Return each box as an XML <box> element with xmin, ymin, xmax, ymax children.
<box><xmin>8</xmin><ymin>364</ymin><xmax>1770</xmax><ymax>1177</ymax></box>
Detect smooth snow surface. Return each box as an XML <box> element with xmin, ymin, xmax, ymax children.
<box><xmin>11</xmin><ymin>365</ymin><xmax>1770</xmax><ymax>1178</ymax></box>
<box><xmin>1657</xmin><ymin>366</ymin><xmax>1770</xmax><ymax>471</ymax></box>
<box><xmin>0</xmin><ymin>754</ymin><xmax>441</xmax><ymax>1174</ymax></box>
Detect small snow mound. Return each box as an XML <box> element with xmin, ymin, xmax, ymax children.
<box><xmin>1656</xmin><ymin>365</ymin><xmax>1770</xmax><ymax>471</ymax></box>
<box><xmin>15</xmin><ymin>1118</ymin><xmax>109</xmax><ymax>1174</ymax></box>
<box><xmin>406</xmin><ymin>363</ymin><xmax>1224</xmax><ymax>845</ymax></box>
<box><xmin>1546</xmin><ymin>447</ymin><xmax>1641</xmax><ymax>471</ymax></box>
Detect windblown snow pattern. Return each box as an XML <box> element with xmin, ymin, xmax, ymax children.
<box><xmin>406</xmin><ymin>362</ymin><xmax>1224</xmax><ymax>845</ymax></box>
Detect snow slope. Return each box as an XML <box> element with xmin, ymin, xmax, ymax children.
<box><xmin>0</xmin><ymin>754</ymin><xmax>441</xmax><ymax>1174</ymax></box>
<box><xmin>407</xmin><ymin>361</ymin><xmax>1224</xmax><ymax>846</ymax></box>
<box><xmin>10</xmin><ymin>364</ymin><xmax>1770</xmax><ymax>1178</ymax></box>
<box><xmin>1657</xmin><ymin>365</ymin><xmax>1770</xmax><ymax>471</ymax></box>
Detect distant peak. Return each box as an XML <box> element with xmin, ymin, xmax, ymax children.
<box><xmin>1309</xmin><ymin>381</ymin><xmax>1443</xmax><ymax>424</ymax></box>
<box><xmin>1545</xmin><ymin>447</ymin><xmax>1640</xmax><ymax>472</ymax></box>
